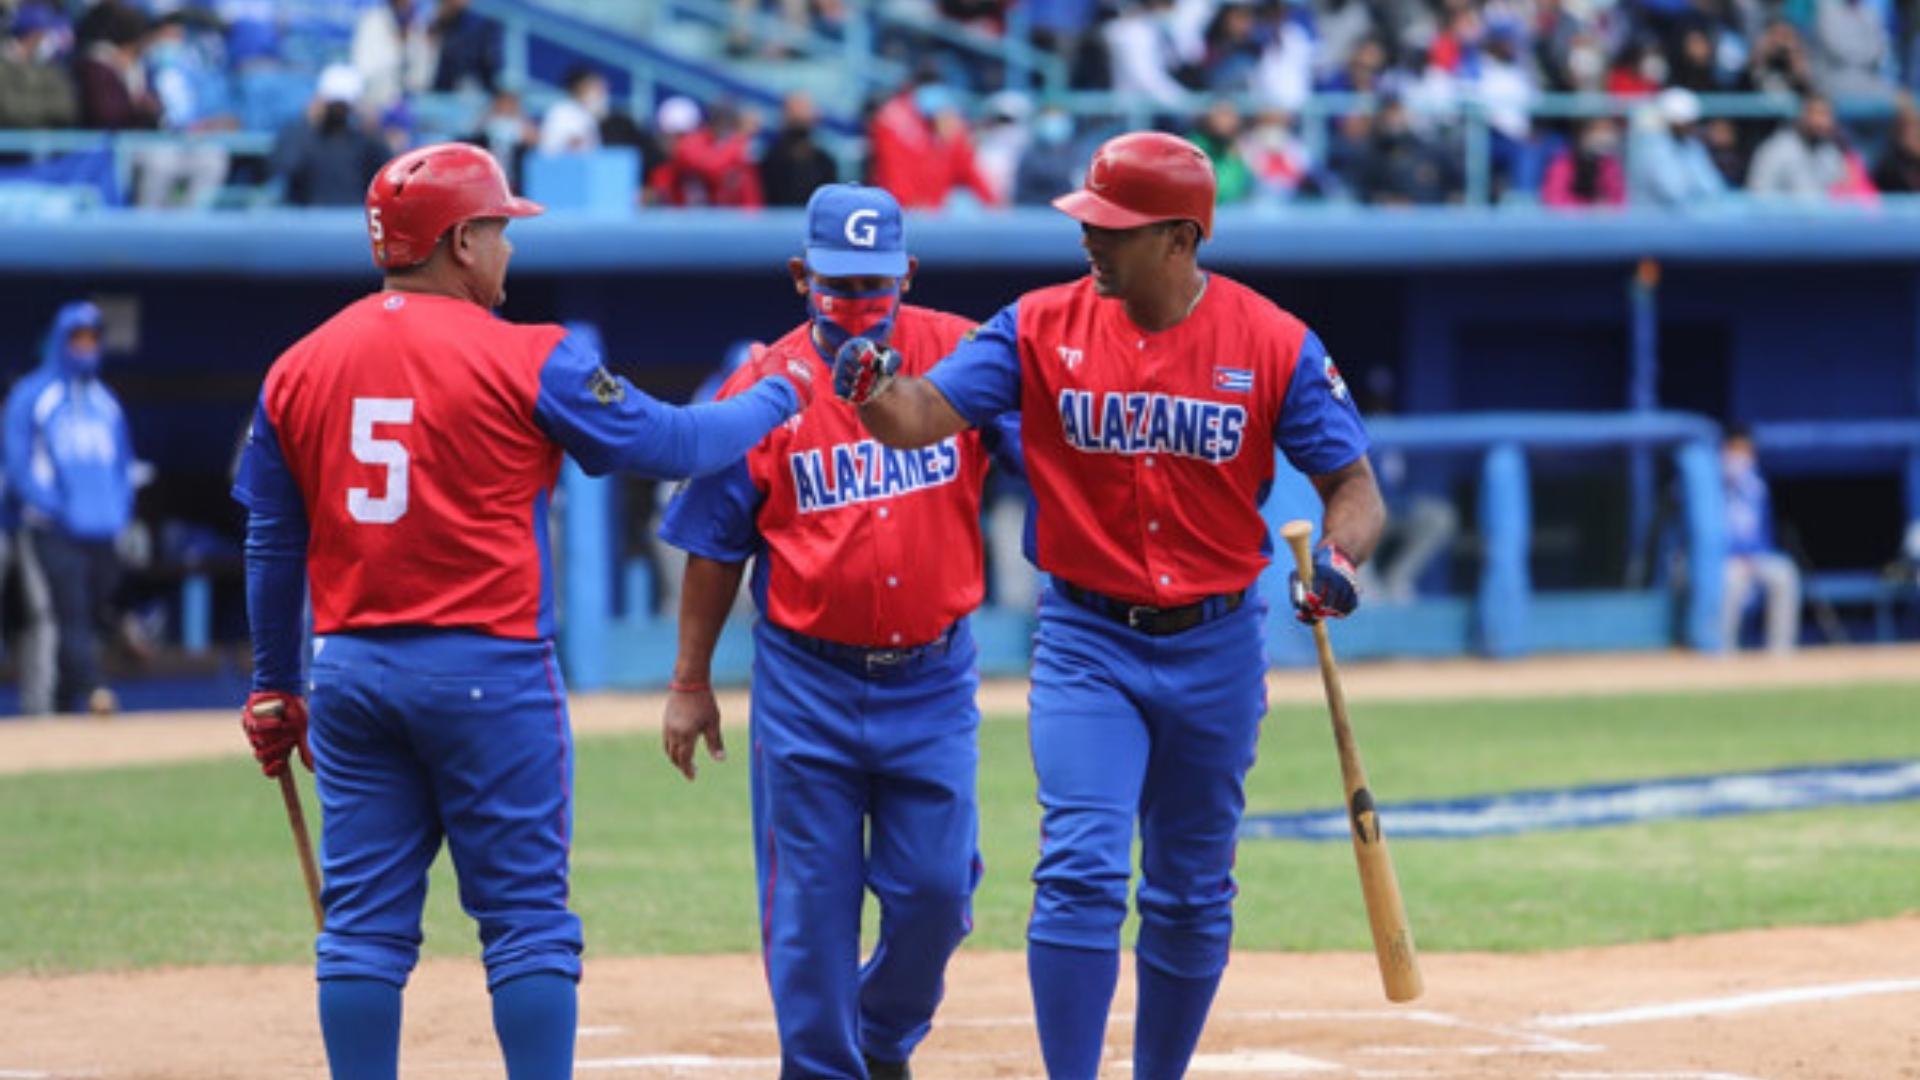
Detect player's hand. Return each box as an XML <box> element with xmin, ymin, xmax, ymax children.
<box><xmin>832</xmin><ymin>337</ymin><xmax>901</xmax><ymax>405</ymax></box>
<box><xmin>242</xmin><ymin>691</ymin><xmax>312</xmax><ymax>778</ymax></box>
<box><xmin>750</xmin><ymin>344</ymin><xmax>815</xmax><ymax>411</ymax></box>
<box><xmin>662</xmin><ymin>682</ymin><xmax>725</xmax><ymax>781</ymax></box>
<box><xmin>1289</xmin><ymin>543</ymin><xmax>1361</xmax><ymax>623</ymax></box>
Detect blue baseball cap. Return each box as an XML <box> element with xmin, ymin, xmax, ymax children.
<box><xmin>804</xmin><ymin>184</ymin><xmax>908</xmax><ymax>278</ymax></box>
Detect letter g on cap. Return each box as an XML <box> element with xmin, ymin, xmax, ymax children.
<box><xmin>845</xmin><ymin>209</ymin><xmax>879</xmax><ymax>248</ymax></box>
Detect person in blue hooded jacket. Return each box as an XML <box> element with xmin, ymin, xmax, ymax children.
<box><xmin>5</xmin><ymin>301</ymin><xmax>136</xmax><ymax>715</ymax></box>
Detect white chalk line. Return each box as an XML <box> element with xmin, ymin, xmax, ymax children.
<box><xmin>1531</xmin><ymin>977</ymin><xmax>1920</xmax><ymax>1030</ymax></box>
<box><xmin>1548</xmin><ymin>1072</ymin><xmax>1766</xmax><ymax>1080</ymax></box>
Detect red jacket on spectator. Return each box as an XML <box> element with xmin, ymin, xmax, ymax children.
<box><xmin>650</xmin><ymin>127</ymin><xmax>765</xmax><ymax>208</ymax></box>
<box><xmin>866</xmin><ymin>92</ymin><xmax>1000</xmax><ymax>209</ymax></box>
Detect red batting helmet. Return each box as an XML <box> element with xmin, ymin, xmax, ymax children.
<box><xmin>365</xmin><ymin>143</ymin><xmax>543</xmax><ymax>269</ymax></box>
<box><xmin>1052</xmin><ymin>131</ymin><xmax>1216</xmax><ymax>240</ymax></box>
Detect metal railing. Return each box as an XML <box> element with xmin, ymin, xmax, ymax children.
<box><xmin>1</xmin><ymin>87</ymin><xmax>1904</xmax><ymax>212</ymax></box>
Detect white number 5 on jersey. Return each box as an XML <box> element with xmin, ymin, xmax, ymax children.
<box><xmin>348</xmin><ymin>396</ymin><xmax>414</xmax><ymax>524</ymax></box>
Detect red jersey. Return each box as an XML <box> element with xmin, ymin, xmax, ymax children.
<box><xmin>926</xmin><ymin>274</ymin><xmax>1369</xmax><ymax>608</ymax></box>
<box><xmin>259</xmin><ymin>293</ymin><xmax>567</xmax><ymax>638</ymax></box>
<box><xmin>660</xmin><ymin>305</ymin><xmax>1010</xmax><ymax>648</ymax></box>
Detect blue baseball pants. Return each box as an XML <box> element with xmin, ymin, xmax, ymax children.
<box><xmin>749</xmin><ymin>619</ymin><xmax>983</xmax><ymax>1079</ymax></box>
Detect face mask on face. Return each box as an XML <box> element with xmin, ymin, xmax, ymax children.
<box><xmin>1568</xmin><ymin>44</ymin><xmax>1604</xmax><ymax>82</ymax></box>
<box><xmin>583</xmin><ymin>88</ymin><xmax>610</xmax><ymax>119</ymax></box>
<box><xmin>807</xmin><ymin>281</ymin><xmax>902</xmax><ymax>362</ymax></box>
<box><xmin>1035</xmin><ymin>111</ymin><xmax>1073</xmax><ymax>145</ymax></box>
<box><xmin>486</xmin><ymin>115</ymin><xmax>524</xmax><ymax>150</ymax></box>
<box><xmin>64</xmin><ymin>339</ymin><xmax>101</xmax><ymax>376</ymax></box>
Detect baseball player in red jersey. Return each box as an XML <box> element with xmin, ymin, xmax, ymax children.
<box><xmin>833</xmin><ymin>133</ymin><xmax>1387</xmax><ymax>1079</ymax></box>
<box><xmin>231</xmin><ymin>143</ymin><xmax>813</xmax><ymax>1080</ymax></box>
<box><xmin>657</xmin><ymin>184</ymin><xmax>1021</xmax><ymax>1080</ymax></box>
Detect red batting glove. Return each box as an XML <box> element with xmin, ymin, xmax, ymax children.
<box><xmin>751</xmin><ymin>344</ymin><xmax>815</xmax><ymax>411</ymax></box>
<box><xmin>243</xmin><ymin>691</ymin><xmax>312</xmax><ymax>778</ymax></box>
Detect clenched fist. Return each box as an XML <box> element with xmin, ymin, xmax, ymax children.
<box><xmin>832</xmin><ymin>337</ymin><xmax>901</xmax><ymax>405</ymax></box>
<box><xmin>1289</xmin><ymin>543</ymin><xmax>1361</xmax><ymax>623</ymax></box>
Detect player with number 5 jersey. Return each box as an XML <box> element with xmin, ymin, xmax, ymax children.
<box><xmin>231</xmin><ymin>144</ymin><xmax>813</xmax><ymax>1080</ymax></box>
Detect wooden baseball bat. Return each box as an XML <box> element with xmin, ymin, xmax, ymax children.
<box><xmin>254</xmin><ymin>701</ymin><xmax>324</xmax><ymax>933</ymax></box>
<box><xmin>1281</xmin><ymin>520</ymin><xmax>1424</xmax><ymax>1003</ymax></box>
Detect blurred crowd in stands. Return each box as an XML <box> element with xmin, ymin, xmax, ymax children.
<box><xmin>4</xmin><ymin>0</ymin><xmax>1920</xmax><ymax>210</ymax></box>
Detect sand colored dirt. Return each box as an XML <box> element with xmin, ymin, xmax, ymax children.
<box><xmin>2</xmin><ymin>646</ymin><xmax>1916</xmax><ymax>1078</ymax></box>
<box><xmin>0</xmin><ymin>920</ymin><xmax>1916</xmax><ymax>1079</ymax></box>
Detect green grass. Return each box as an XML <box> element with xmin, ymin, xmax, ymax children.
<box><xmin>1</xmin><ymin>683</ymin><xmax>1915</xmax><ymax>973</ymax></box>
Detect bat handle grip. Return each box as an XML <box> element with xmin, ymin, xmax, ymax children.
<box><xmin>1281</xmin><ymin>520</ymin><xmax>1316</xmax><ymax>584</ymax></box>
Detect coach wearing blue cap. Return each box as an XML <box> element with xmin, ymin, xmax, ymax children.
<box><xmin>658</xmin><ymin>183</ymin><xmax>1021</xmax><ymax>1080</ymax></box>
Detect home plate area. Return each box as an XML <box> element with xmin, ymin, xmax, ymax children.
<box><xmin>538</xmin><ymin>924</ymin><xmax>1918</xmax><ymax>1080</ymax></box>
<box><xmin>2</xmin><ymin>920</ymin><xmax>1915</xmax><ymax>1079</ymax></box>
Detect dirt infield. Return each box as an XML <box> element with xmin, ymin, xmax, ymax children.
<box><xmin>2</xmin><ymin>646</ymin><xmax>1917</xmax><ymax>1078</ymax></box>
<box><xmin>1</xmin><ymin>919</ymin><xmax>1916</xmax><ymax>1078</ymax></box>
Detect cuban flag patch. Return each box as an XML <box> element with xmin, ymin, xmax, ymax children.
<box><xmin>1213</xmin><ymin>366</ymin><xmax>1255</xmax><ymax>393</ymax></box>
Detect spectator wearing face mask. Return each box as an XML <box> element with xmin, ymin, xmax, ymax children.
<box><xmin>1012</xmin><ymin>106</ymin><xmax>1080</xmax><ymax>205</ymax></box>
<box><xmin>539</xmin><ymin>65</ymin><xmax>608</xmax><ymax>155</ymax></box>
<box><xmin>1747</xmin><ymin>93</ymin><xmax>1876</xmax><ymax>199</ymax></box>
<box><xmin>1606</xmin><ymin>36</ymin><xmax>1668</xmax><ymax>97</ymax></box>
<box><xmin>4</xmin><ymin>301</ymin><xmax>137</xmax><ymax>716</ymax></box>
<box><xmin>270</xmin><ymin>64</ymin><xmax>389</xmax><ymax>207</ymax></box>
<box><xmin>1541</xmin><ymin>118</ymin><xmax>1625</xmax><ymax>207</ymax></box>
<box><xmin>761</xmin><ymin>91</ymin><xmax>839</xmax><ymax>206</ymax></box>
<box><xmin>0</xmin><ymin>2</ymin><xmax>79</xmax><ymax>130</ymax></box>
<box><xmin>1628</xmin><ymin>88</ymin><xmax>1729</xmax><ymax>206</ymax></box>
<box><xmin>464</xmin><ymin>88</ymin><xmax>539</xmax><ymax>187</ymax></box>
<box><xmin>1239</xmin><ymin>109</ymin><xmax>1315</xmax><ymax>203</ymax></box>
<box><xmin>1741</xmin><ymin>20</ymin><xmax>1816</xmax><ymax>97</ymax></box>
<box><xmin>651</xmin><ymin>99</ymin><xmax>766</xmax><ymax>208</ymax></box>
<box><xmin>1357</xmin><ymin>95</ymin><xmax>1458</xmax><ymax>205</ymax></box>
<box><xmin>72</xmin><ymin>1</ymin><xmax>159</xmax><ymax>130</ymax></box>
<box><xmin>1188</xmin><ymin>98</ymin><xmax>1254</xmax><ymax>204</ymax></box>
<box><xmin>866</xmin><ymin>78</ymin><xmax>1000</xmax><ymax>209</ymax></box>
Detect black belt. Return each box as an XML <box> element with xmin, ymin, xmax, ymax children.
<box><xmin>777</xmin><ymin>623</ymin><xmax>959</xmax><ymax>678</ymax></box>
<box><xmin>1055</xmin><ymin>581</ymin><xmax>1246</xmax><ymax>636</ymax></box>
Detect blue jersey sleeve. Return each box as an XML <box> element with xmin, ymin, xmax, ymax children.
<box><xmin>924</xmin><ymin>302</ymin><xmax>1023</xmax><ymax>428</ymax></box>
<box><xmin>231</xmin><ymin>396</ymin><xmax>309</xmax><ymax>693</ymax></box>
<box><xmin>980</xmin><ymin>408</ymin><xmax>1026</xmax><ymax>480</ymax></box>
<box><xmin>3</xmin><ymin>375</ymin><xmax>58</xmax><ymax>521</ymax></box>
<box><xmin>657</xmin><ymin>456</ymin><xmax>763</xmax><ymax>563</ymax></box>
<box><xmin>1274</xmin><ymin>330</ymin><xmax>1369</xmax><ymax>477</ymax></box>
<box><xmin>533</xmin><ymin>333</ymin><xmax>801</xmax><ymax>480</ymax></box>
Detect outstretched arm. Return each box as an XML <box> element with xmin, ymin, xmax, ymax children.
<box><xmin>837</xmin><ymin>301</ymin><xmax>1025</xmax><ymax>449</ymax></box>
<box><xmin>857</xmin><ymin>378</ymin><xmax>972</xmax><ymax>449</ymax></box>
<box><xmin>535</xmin><ymin>334</ymin><xmax>810</xmax><ymax>479</ymax></box>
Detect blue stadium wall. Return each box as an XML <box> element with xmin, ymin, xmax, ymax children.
<box><xmin>2</xmin><ymin>208</ymin><xmax>1916</xmax><ymax>703</ymax></box>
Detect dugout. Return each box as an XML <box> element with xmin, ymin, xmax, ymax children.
<box><xmin>0</xmin><ymin>207</ymin><xmax>1915</xmax><ymax>701</ymax></box>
